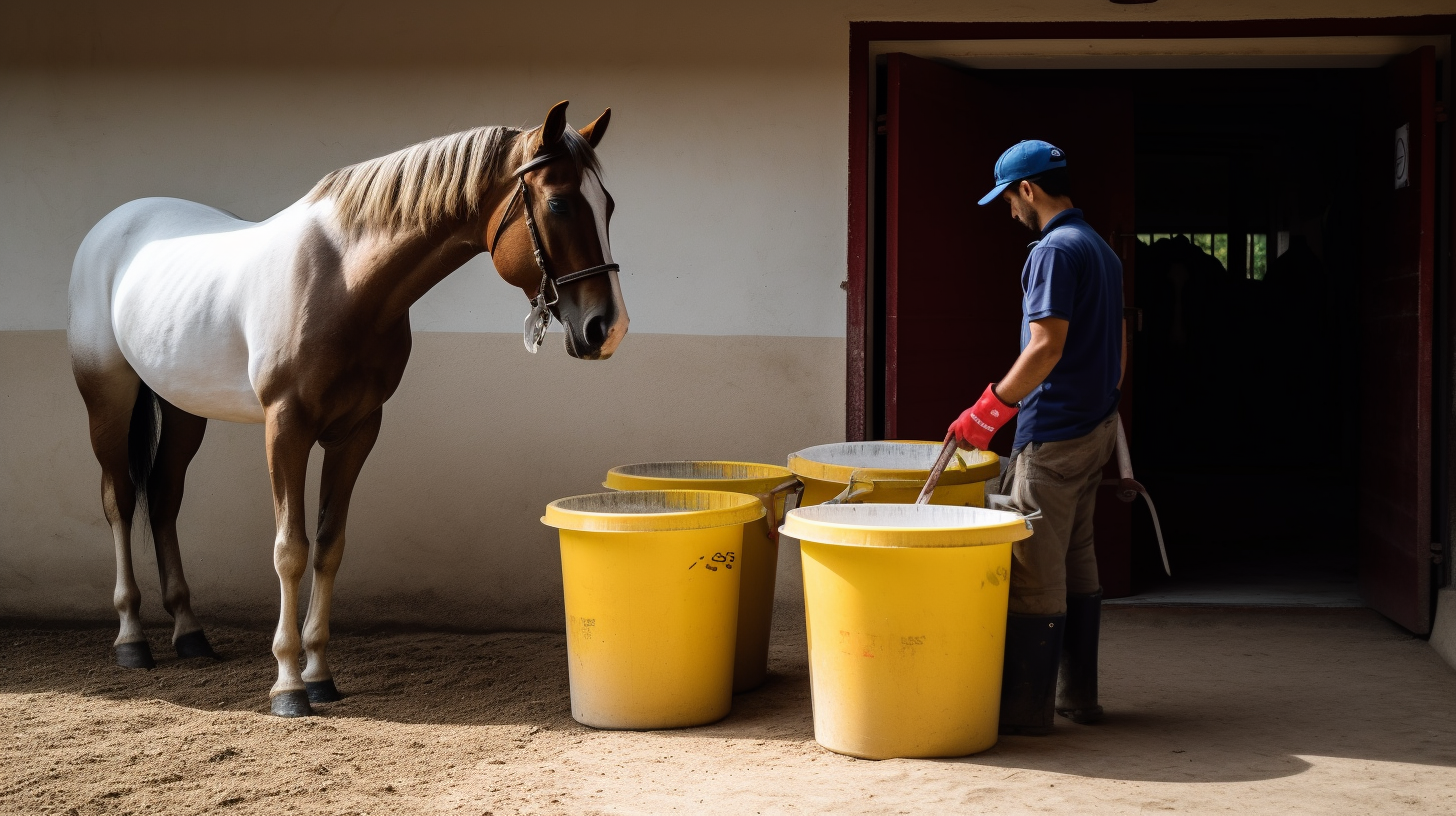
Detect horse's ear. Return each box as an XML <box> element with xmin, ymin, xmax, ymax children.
<box><xmin>537</xmin><ymin>100</ymin><xmax>569</xmax><ymax>154</ymax></box>
<box><xmin>578</xmin><ymin>108</ymin><xmax>611</xmax><ymax>148</ymax></box>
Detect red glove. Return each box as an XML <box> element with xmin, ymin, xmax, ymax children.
<box><xmin>949</xmin><ymin>384</ymin><xmax>1018</xmax><ymax>450</ymax></box>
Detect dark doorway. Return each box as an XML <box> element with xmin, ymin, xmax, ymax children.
<box><xmin>1125</xmin><ymin>56</ymin><xmax>1439</xmax><ymax>632</ymax></box>
<box><xmin>1128</xmin><ymin>68</ymin><xmax>1373</xmax><ymax>608</ymax></box>
<box><xmin>870</xmin><ymin>51</ymin><xmax>1440</xmax><ymax>631</ymax></box>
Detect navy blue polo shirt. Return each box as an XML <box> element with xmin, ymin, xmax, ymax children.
<box><xmin>1013</xmin><ymin>208</ymin><xmax>1123</xmax><ymax>450</ymax></box>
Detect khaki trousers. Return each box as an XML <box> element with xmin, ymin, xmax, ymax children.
<box><xmin>1002</xmin><ymin>411</ymin><xmax>1119</xmax><ymax>616</ymax></box>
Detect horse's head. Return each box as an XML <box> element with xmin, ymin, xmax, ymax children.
<box><xmin>488</xmin><ymin>101</ymin><xmax>628</xmax><ymax>360</ymax></box>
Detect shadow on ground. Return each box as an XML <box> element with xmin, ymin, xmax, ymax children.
<box><xmin>3</xmin><ymin>607</ymin><xmax>1453</xmax><ymax>787</ymax></box>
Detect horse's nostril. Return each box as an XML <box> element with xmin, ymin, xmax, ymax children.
<box><xmin>584</xmin><ymin>315</ymin><xmax>608</xmax><ymax>348</ymax></box>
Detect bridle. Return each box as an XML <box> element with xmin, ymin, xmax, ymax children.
<box><xmin>488</xmin><ymin>151</ymin><xmax>619</xmax><ymax>352</ymax></box>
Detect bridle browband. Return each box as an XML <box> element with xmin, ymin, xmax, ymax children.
<box><xmin>488</xmin><ymin>150</ymin><xmax>619</xmax><ymax>352</ymax></box>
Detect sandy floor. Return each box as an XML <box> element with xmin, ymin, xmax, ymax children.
<box><xmin>2</xmin><ymin>607</ymin><xmax>1454</xmax><ymax>815</ymax></box>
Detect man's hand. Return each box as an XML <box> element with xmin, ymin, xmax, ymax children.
<box><xmin>949</xmin><ymin>384</ymin><xmax>1019</xmax><ymax>451</ymax></box>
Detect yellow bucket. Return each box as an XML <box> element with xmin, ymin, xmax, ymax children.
<box><xmin>782</xmin><ymin>503</ymin><xmax>1033</xmax><ymax>759</ymax></box>
<box><xmin>788</xmin><ymin>441</ymin><xmax>1000</xmax><ymax>507</ymax></box>
<box><xmin>542</xmin><ymin>490</ymin><xmax>764</xmax><ymax>729</ymax></box>
<box><xmin>604</xmin><ymin>462</ymin><xmax>796</xmax><ymax>693</ymax></box>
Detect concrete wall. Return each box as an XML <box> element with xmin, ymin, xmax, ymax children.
<box><xmin>1</xmin><ymin>330</ymin><xmax>841</xmax><ymax>629</ymax></box>
<box><xmin>2</xmin><ymin>0</ymin><xmax>1450</xmax><ymax>630</ymax></box>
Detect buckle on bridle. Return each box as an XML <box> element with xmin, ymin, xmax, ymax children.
<box><xmin>524</xmin><ymin>271</ymin><xmax>559</xmax><ymax>353</ymax></box>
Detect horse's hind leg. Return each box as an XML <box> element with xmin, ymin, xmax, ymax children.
<box><xmin>147</xmin><ymin>399</ymin><xmax>217</xmax><ymax>659</ymax></box>
<box><xmin>74</xmin><ymin>368</ymin><xmax>152</xmax><ymax>668</ymax></box>
<box><xmin>302</xmin><ymin>408</ymin><xmax>382</xmax><ymax>704</ymax></box>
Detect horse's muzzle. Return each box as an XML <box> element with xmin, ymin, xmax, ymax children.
<box><xmin>557</xmin><ymin>266</ymin><xmax>628</xmax><ymax>360</ymax></box>
<box><xmin>563</xmin><ymin>303</ymin><xmax>627</xmax><ymax>360</ymax></box>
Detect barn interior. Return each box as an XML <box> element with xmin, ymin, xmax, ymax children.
<box><xmin>868</xmin><ymin>53</ymin><xmax>1437</xmax><ymax>606</ymax></box>
<box><xmin>1124</xmin><ymin>68</ymin><xmax>1371</xmax><ymax>604</ymax></box>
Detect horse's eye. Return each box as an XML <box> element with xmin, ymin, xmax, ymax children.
<box><xmin>547</xmin><ymin>198</ymin><xmax>568</xmax><ymax>215</ymax></box>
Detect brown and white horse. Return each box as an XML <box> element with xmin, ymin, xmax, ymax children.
<box><xmin>67</xmin><ymin>101</ymin><xmax>627</xmax><ymax>716</ymax></box>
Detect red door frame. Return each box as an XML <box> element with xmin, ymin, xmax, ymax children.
<box><xmin>846</xmin><ymin>14</ymin><xmax>1456</xmax><ymax>441</ymax></box>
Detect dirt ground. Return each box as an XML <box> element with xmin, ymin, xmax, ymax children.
<box><xmin>2</xmin><ymin>607</ymin><xmax>1454</xmax><ymax>816</ymax></box>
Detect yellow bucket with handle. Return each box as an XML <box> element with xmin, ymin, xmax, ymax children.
<box><xmin>783</xmin><ymin>502</ymin><xmax>1034</xmax><ymax>759</ymax></box>
<box><xmin>603</xmin><ymin>462</ymin><xmax>798</xmax><ymax>692</ymax></box>
<box><xmin>788</xmin><ymin>441</ymin><xmax>1000</xmax><ymax>507</ymax></box>
<box><xmin>543</xmin><ymin>490</ymin><xmax>765</xmax><ymax>729</ymax></box>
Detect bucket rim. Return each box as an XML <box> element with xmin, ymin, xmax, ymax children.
<box><xmin>542</xmin><ymin>489</ymin><xmax>766</xmax><ymax>533</ymax></box>
<box><xmin>603</xmin><ymin>460</ymin><xmax>793</xmax><ymax>493</ymax></box>
<box><xmin>787</xmin><ymin>441</ymin><xmax>999</xmax><ymax>486</ymax></box>
<box><xmin>781</xmin><ymin>503</ymin><xmax>1032</xmax><ymax>548</ymax></box>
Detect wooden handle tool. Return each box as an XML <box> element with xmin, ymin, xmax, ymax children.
<box><xmin>915</xmin><ymin>434</ymin><xmax>961</xmax><ymax>505</ymax></box>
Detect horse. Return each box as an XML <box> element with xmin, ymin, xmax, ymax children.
<box><xmin>67</xmin><ymin>101</ymin><xmax>627</xmax><ymax>717</ymax></box>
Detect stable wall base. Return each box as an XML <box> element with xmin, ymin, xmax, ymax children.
<box><xmin>1430</xmin><ymin>587</ymin><xmax>1456</xmax><ymax>673</ymax></box>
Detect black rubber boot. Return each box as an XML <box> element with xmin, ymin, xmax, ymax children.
<box><xmin>998</xmin><ymin>612</ymin><xmax>1065</xmax><ymax>736</ymax></box>
<box><xmin>1057</xmin><ymin>590</ymin><xmax>1104</xmax><ymax>724</ymax></box>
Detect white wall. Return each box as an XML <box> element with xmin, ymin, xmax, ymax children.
<box><xmin>10</xmin><ymin>0</ymin><xmax>1449</xmax><ymax>335</ymax></box>
<box><xmin>2</xmin><ymin>0</ymin><xmax>1450</xmax><ymax>630</ymax></box>
<box><xmin>0</xmin><ymin>67</ymin><xmax>848</xmax><ymax>337</ymax></box>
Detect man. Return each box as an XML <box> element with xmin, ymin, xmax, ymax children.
<box><xmin>947</xmin><ymin>140</ymin><xmax>1124</xmax><ymax>736</ymax></box>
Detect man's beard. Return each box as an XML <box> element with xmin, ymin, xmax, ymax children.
<box><xmin>1018</xmin><ymin>207</ymin><xmax>1042</xmax><ymax>233</ymax></box>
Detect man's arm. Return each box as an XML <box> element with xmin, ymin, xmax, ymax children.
<box><xmin>993</xmin><ymin>317</ymin><xmax>1068</xmax><ymax>404</ymax></box>
<box><xmin>947</xmin><ymin>317</ymin><xmax>1067</xmax><ymax>450</ymax></box>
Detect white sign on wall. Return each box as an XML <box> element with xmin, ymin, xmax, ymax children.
<box><xmin>1395</xmin><ymin>123</ymin><xmax>1410</xmax><ymax>189</ymax></box>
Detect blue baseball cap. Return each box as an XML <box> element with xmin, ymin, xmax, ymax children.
<box><xmin>978</xmin><ymin>140</ymin><xmax>1067</xmax><ymax>206</ymax></box>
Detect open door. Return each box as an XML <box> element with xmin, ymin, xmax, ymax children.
<box><xmin>1358</xmin><ymin>46</ymin><xmax>1437</xmax><ymax>633</ymax></box>
<box><xmin>882</xmin><ymin>54</ymin><xmax>1137</xmax><ymax>595</ymax></box>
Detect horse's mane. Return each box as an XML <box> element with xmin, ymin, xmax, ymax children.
<box><xmin>308</xmin><ymin>124</ymin><xmax>601</xmax><ymax>234</ymax></box>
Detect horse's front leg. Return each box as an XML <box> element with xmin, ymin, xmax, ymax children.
<box><xmin>264</xmin><ymin>404</ymin><xmax>318</xmax><ymax>717</ymax></box>
<box><xmin>301</xmin><ymin>408</ymin><xmax>382</xmax><ymax>704</ymax></box>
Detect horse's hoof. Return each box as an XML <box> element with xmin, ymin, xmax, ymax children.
<box><xmin>115</xmin><ymin>641</ymin><xmax>155</xmax><ymax>669</ymax></box>
<box><xmin>174</xmin><ymin>630</ymin><xmax>219</xmax><ymax>660</ymax></box>
<box><xmin>270</xmin><ymin>690</ymin><xmax>314</xmax><ymax>718</ymax></box>
<box><xmin>305</xmin><ymin>679</ymin><xmax>343</xmax><ymax>704</ymax></box>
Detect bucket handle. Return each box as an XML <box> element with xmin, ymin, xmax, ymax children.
<box><xmin>821</xmin><ymin>470</ymin><xmax>927</xmax><ymax>505</ymax></box>
<box><xmin>823</xmin><ymin>472</ymin><xmax>871</xmax><ymax>506</ymax></box>
<box><xmin>754</xmin><ymin>477</ymin><xmax>804</xmax><ymax>544</ymax></box>
<box><xmin>987</xmin><ymin>493</ymin><xmax>1045</xmax><ymax>531</ymax></box>
<box><xmin>1019</xmin><ymin>507</ymin><xmax>1044</xmax><ymax>530</ymax></box>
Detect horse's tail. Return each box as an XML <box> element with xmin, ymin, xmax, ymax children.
<box><xmin>127</xmin><ymin>381</ymin><xmax>159</xmax><ymax>525</ymax></box>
